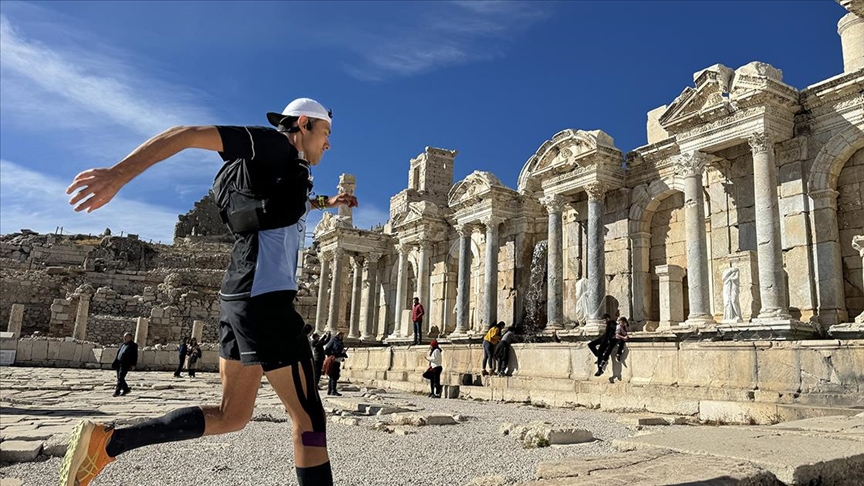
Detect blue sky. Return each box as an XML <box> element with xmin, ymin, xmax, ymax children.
<box><xmin>0</xmin><ymin>1</ymin><xmax>848</xmax><ymax>243</ymax></box>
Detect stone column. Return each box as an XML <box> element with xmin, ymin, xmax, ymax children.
<box><xmin>749</xmin><ymin>133</ymin><xmax>791</xmax><ymax>320</ymax></box>
<box><xmin>348</xmin><ymin>255</ymin><xmax>364</xmax><ymax>338</ymax></box>
<box><xmin>656</xmin><ymin>265</ymin><xmax>685</xmax><ymax>330</ymax></box>
<box><xmin>540</xmin><ymin>195</ymin><xmax>564</xmax><ymax>329</ymax></box>
<box><xmin>811</xmin><ymin>189</ymin><xmax>848</xmax><ymax>325</ymax></box>
<box><xmin>417</xmin><ymin>242</ymin><xmax>432</xmax><ymax>335</ymax></box>
<box><xmin>854</xmin><ymin>236</ymin><xmax>864</xmax><ymax>324</ymax></box>
<box><xmin>839</xmin><ymin>11</ymin><xmax>864</xmax><ymax>74</ymax></box>
<box><xmin>677</xmin><ymin>151</ymin><xmax>715</xmax><ymax>326</ymax></box>
<box><xmin>135</xmin><ymin>317</ymin><xmax>149</xmax><ymax>347</ymax></box>
<box><xmin>481</xmin><ymin>216</ymin><xmax>503</xmax><ymax>327</ymax></box>
<box><xmin>454</xmin><ymin>225</ymin><xmax>473</xmax><ymax>335</ymax></box>
<box><xmin>630</xmin><ymin>232</ymin><xmax>652</xmax><ymax>329</ymax></box>
<box><xmin>7</xmin><ymin>304</ymin><xmax>24</xmax><ymax>339</ymax></box>
<box><xmin>192</xmin><ymin>319</ymin><xmax>204</xmax><ymax>343</ymax></box>
<box><xmin>315</xmin><ymin>251</ymin><xmax>332</xmax><ymax>333</ymax></box>
<box><xmin>326</xmin><ymin>248</ymin><xmax>345</xmax><ymax>334</ymax></box>
<box><xmin>389</xmin><ymin>244</ymin><xmax>409</xmax><ymax>338</ymax></box>
<box><xmin>72</xmin><ymin>291</ymin><xmax>92</xmax><ymax>341</ymax></box>
<box><xmin>361</xmin><ymin>253</ymin><xmax>381</xmax><ymax>341</ymax></box>
<box><xmin>585</xmin><ymin>183</ymin><xmax>608</xmax><ymax>328</ymax></box>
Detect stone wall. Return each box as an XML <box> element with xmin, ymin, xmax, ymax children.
<box><xmin>341</xmin><ymin>339</ymin><xmax>864</xmax><ymax>425</ymax></box>
<box><xmin>173</xmin><ymin>193</ymin><xmax>230</xmax><ymax>240</ymax></box>
<box><xmin>86</xmin><ymin>316</ymin><xmax>137</xmax><ymax>344</ymax></box>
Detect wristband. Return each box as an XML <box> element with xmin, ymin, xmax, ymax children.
<box><xmin>317</xmin><ymin>195</ymin><xmax>328</xmax><ymax>210</ymax></box>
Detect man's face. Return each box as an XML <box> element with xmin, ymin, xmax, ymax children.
<box><xmin>124</xmin><ymin>334</ymin><xmax>132</xmax><ymax>343</ymax></box>
<box><xmin>413</xmin><ymin>299</ymin><xmax>419</xmax><ymax>305</ymax></box>
<box><xmin>303</xmin><ymin>118</ymin><xmax>331</xmax><ymax>166</ymax></box>
<box><xmin>337</xmin><ymin>332</ymin><xmax>344</xmax><ymax>339</ymax></box>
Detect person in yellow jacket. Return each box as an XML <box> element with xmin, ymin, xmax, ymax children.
<box><xmin>482</xmin><ymin>322</ymin><xmax>505</xmax><ymax>376</ymax></box>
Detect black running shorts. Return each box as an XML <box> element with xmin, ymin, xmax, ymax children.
<box><xmin>219</xmin><ymin>290</ymin><xmax>312</xmax><ymax>371</ymax></box>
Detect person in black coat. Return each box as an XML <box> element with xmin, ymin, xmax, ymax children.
<box><xmin>112</xmin><ymin>332</ymin><xmax>138</xmax><ymax>396</ymax></box>
<box><xmin>173</xmin><ymin>338</ymin><xmax>188</xmax><ymax>378</ymax></box>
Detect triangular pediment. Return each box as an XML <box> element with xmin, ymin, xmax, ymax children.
<box><xmin>659</xmin><ymin>64</ymin><xmax>734</xmax><ymax>131</ymax></box>
<box><xmin>447</xmin><ymin>171</ymin><xmax>505</xmax><ymax>207</ymax></box>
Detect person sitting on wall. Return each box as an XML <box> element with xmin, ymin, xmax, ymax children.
<box><xmin>482</xmin><ymin>322</ymin><xmax>504</xmax><ymax>376</ymax></box>
<box><xmin>494</xmin><ymin>326</ymin><xmax>516</xmax><ymax>376</ymax></box>
<box><xmin>588</xmin><ymin>314</ymin><xmax>617</xmax><ymax>376</ymax></box>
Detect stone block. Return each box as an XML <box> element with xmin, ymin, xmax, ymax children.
<box><xmin>47</xmin><ymin>340</ymin><xmax>62</xmax><ymax>360</ymax></box>
<box><xmin>0</xmin><ymin>440</ymin><xmax>43</xmax><ymax>463</ymax></box>
<box><xmin>533</xmin><ymin>448</ymin><xmax>778</xmax><ymax>485</ymax></box>
<box><xmin>30</xmin><ymin>340</ymin><xmax>48</xmax><ymax>361</ymax></box>
<box><xmin>612</xmin><ymin>426</ymin><xmax>864</xmax><ymax>485</ymax></box>
<box><xmin>59</xmin><ymin>340</ymin><xmax>77</xmax><ymax>361</ymax></box>
<box><xmin>782</xmin><ymin>214</ymin><xmax>808</xmax><ymax>249</ymax></box>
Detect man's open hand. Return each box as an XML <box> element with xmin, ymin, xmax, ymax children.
<box><xmin>66</xmin><ymin>167</ymin><xmax>129</xmax><ymax>213</ymax></box>
<box><xmin>327</xmin><ymin>193</ymin><xmax>358</xmax><ymax>209</ymax></box>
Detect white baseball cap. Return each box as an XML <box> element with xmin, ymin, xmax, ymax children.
<box><xmin>266</xmin><ymin>98</ymin><xmax>332</xmax><ymax>129</ymax></box>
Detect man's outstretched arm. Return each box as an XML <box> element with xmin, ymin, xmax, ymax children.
<box><xmin>66</xmin><ymin>126</ymin><xmax>223</xmax><ymax>213</ymax></box>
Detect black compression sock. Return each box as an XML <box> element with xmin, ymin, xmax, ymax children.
<box><xmin>105</xmin><ymin>406</ymin><xmax>206</xmax><ymax>457</ymax></box>
<box><xmin>297</xmin><ymin>461</ymin><xmax>333</xmax><ymax>486</ymax></box>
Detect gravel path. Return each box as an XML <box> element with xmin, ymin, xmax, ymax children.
<box><xmin>1</xmin><ymin>387</ymin><xmax>684</xmax><ymax>486</ymax></box>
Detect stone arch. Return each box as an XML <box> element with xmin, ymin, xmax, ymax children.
<box><xmin>628</xmin><ymin>176</ymin><xmax>686</xmax><ymax>235</ymax></box>
<box><xmin>806</xmin><ymin>123</ymin><xmax>864</xmax><ymax>326</ymax></box>
<box><xmin>807</xmin><ymin>124</ymin><xmax>864</xmax><ymax>193</ymax></box>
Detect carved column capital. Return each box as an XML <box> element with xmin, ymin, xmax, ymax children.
<box><xmin>395</xmin><ymin>242</ymin><xmax>411</xmax><ymax>255</ymax></box>
<box><xmin>539</xmin><ymin>194</ymin><xmax>564</xmax><ymax>214</ymax></box>
<box><xmin>331</xmin><ymin>247</ymin><xmax>345</xmax><ymax>260</ymax></box>
<box><xmin>365</xmin><ymin>252</ymin><xmax>383</xmax><ymax>265</ymax></box>
<box><xmin>318</xmin><ymin>250</ymin><xmax>332</xmax><ymax>263</ymax></box>
<box><xmin>416</xmin><ymin>241</ymin><xmax>433</xmax><ymax>252</ymax></box>
<box><xmin>350</xmin><ymin>255</ymin><xmax>364</xmax><ymax>270</ymax></box>
<box><xmin>747</xmin><ymin>132</ymin><xmax>774</xmax><ymax>154</ymax></box>
<box><xmin>584</xmin><ymin>182</ymin><xmax>608</xmax><ymax>201</ymax></box>
<box><xmin>480</xmin><ymin>215</ymin><xmax>505</xmax><ymax>229</ymax></box>
<box><xmin>675</xmin><ymin>151</ymin><xmax>710</xmax><ymax>177</ymax></box>
<box><xmin>455</xmin><ymin>224</ymin><xmax>473</xmax><ymax>238</ymax></box>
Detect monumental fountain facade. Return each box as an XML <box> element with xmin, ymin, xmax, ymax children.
<box><xmin>312</xmin><ymin>9</ymin><xmax>864</xmax><ymax>345</ymax></box>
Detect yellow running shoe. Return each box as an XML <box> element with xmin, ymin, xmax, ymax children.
<box><xmin>59</xmin><ymin>420</ymin><xmax>116</xmax><ymax>486</ymax></box>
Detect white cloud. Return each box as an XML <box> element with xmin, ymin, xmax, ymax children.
<box><xmin>0</xmin><ymin>160</ymin><xmax>179</xmax><ymax>243</ymax></box>
<box><xmin>343</xmin><ymin>1</ymin><xmax>548</xmax><ymax>80</ymax></box>
<box><xmin>0</xmin><ymin>16</ymin><xmax>212</xmax><ymax>137</ymax></box>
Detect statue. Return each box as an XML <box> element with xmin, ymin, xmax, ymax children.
<box><xmin>574</xmin><ymin>278</ymin><xmax>589</xmax><ymax>325</ymax></box>
<box><xmin>853</xmin><ymin>235</ymin><xmax>864</xmax><ymax>324</ymax></box>
<box><xmin>722</xmin><ymin>267</ymin><xmax>742</xmax><ymax>323</ymax></box>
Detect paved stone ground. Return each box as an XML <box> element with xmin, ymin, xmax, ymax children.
<box><xmin>0</xmin><ymin>367</ymin><xmax>680</xmax><ymax>485</ymax></box>
<box><xmin>2</xmin><ymin>367</ymin><xmax>863</xmax><ymax>485</ymax></box>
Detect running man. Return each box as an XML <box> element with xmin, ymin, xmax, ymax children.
<box><xmin>60</xmin><ymin>98</ymin><xmax>356</xmax><ymax>486</ymax></box>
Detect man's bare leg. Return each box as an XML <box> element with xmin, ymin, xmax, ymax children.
<box><xmin>61</xmin><ymin>358</ymin><xmax>263</xmax><ymax>486</ymax></box>
<box><xmin>264</xmin><ymin>357</ymin><xmax>331</xmax><ymax>484</ymax></box>
<box><xmin>201</xmin><ymin>358</ymin><xmax>263</xmax><ymax>435</ymax></box>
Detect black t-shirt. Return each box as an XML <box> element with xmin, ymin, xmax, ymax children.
<box><xmin>215</xmin><ymin>126</ymin><xmax>309</xmax><ymax>299</ymax></box>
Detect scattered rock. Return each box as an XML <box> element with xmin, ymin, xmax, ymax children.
<box><xmin>42</xmin><ymin>434</ymin><xmax>69</xmax><ymax>457</ymax></box>
<box><xmin>0</xmin><ymin>440</ymin><xmax>43</xmax><ymax>463</ymax></box>
<box><xmin>509</xmin><ymin>421</ymin><xmax>594</xmax><ymax>448</ymax></box>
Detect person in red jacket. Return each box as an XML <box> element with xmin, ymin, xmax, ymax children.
<box><xmin>411</xmin><ymin>297</ymin><xmax>425</xmax><ymax>345</ymax></box>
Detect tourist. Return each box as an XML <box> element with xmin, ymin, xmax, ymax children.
<box><xmin>173</xmin><ymin>337</ymin><xmax>188</xmax><ymax>378</ymax></box>
<box><xmin>111</xmin><ymin>332</ymin><xmax>138</xmax><ymax>397</ymax></box>
<box><xmin>613</xmin><ymin>317</ymin><xmax>630</xmax><ymax>360</ymax></box>
<box><xmin>322</xmin><ymin>353</ymin><xmax>344</xmax><ymax>397</ymax></box>
<box><xmin>61</xmin><ymin>97</ymin><xmax>355</xmax><ymax>486</ymax></box>
<box><xmin>323</xmin><ymin>331</ymin><xmax>346</xmax><ymax>358</ymax></box>
<box><xmin>494</xmin><ymin>326</ymin><xmax>516</xmax><ymax>376</ymax></box>
<box><xmin>482</xmin><ymin>322</ymin><xmax>504</xmax><ymax>375</ymax></box>
<box><xmin>588</xmin><ymin>314</ymin><xmax>617</xmax><ymax>376</ymax></box>
<box><xmin>411</xmin><ymin>297</ymin><xmax>425</xmax><ymax>345</ymax></box>
<box><xmin>312</xmin><ymin>331</ymin><xmax>330</xmax><ymax>388</ymax></box>
<box><xmin>425</xmin><ymin>340</ymin><xmax>443</xmax><ymax>398</ymax></box>
<box><xmin>186</xmin><ymin>338</ymin><xmax>202</xmax><ymax>378</ymax></box>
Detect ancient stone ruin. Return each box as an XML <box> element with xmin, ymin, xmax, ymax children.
<box><xmin>1</xmin><ymin>0</ymin><xmax>863</xmax><ymax>424</ymax></box>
